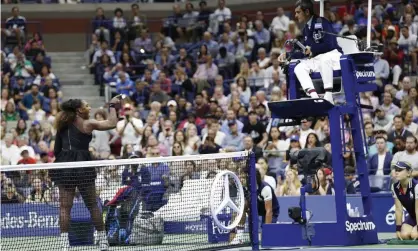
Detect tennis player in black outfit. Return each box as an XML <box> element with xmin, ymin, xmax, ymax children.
<box><xmin>51</xmin><ymin>96</ymin><xmax>121</xmax><ymax>251</ymax></box>
<box><xmin>392</xmin><ymin>161</ymin><xmax>418</xmax><ymax>240</ymax></box>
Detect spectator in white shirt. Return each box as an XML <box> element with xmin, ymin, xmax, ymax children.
<box><xmin>157</xmin><ymin>119</ymin><xmax>175</xmax><ymax>152</ymax></box>
<box><xmin>213</xmin><ymin>0</ymin><xmax>231</xmax><ymax>23</ymax></box>
<box><xmin>298</xmin><ymin>118</ymin><xmax>315</xmax><ymax>148</ymax></box>
<box><xmin>380</xmin><ymin>92</ymin><xmax>400</xmax><ymax>116</ymax></box>
<box><xmin>249</xmin><ymin>61</ymin><xmax>268</xmax><ymax>91</ymax></box>
<box><xmin>91</xmin><ymin>40</ymin><xmax>116</xmax><ymax>67</ymax></box>
<box><xmin>391</xmin><ymin>136</ymin><xmax>418</xmax><ymax>178</ymax></box>
<box><xmin>235</xmin><ymin>32</ymin><xmax>254</xmax><ymax>63</ymax></box>
<box><xmin>1</xmin><ymin>133</ymin><xmax>21</xmax><ymax>165</ymax></box>
<box><xmin>398</xmin><ymin>26</ymin><xmax>418</xmax><ymax>72</ymax></box>
<box><xmin>257</xmin><ymin>47</ymin><xmax>270</xmax><ymax>69</ymax></box>
<box><xmin>113</xmin><ymin>8</ymin><xmax>127</xmax><ymax>30</ymax></box>
<box><xmin>270</xmin><ymin>7</ymin><xmax>290</xmax><ymax>35</ymax></box>
<box><xmin>27</xmin><ymin>99</ymin><xmax>46</xmax><ymax>122</ymax></box>
<box><xmin>396</xmin><ymin>76</ymin><xmax>412</xmax><ymax>101</ymax></box>
<box><xmin>265</xmin><ymin>57</ymin><xmax>286</xmax><ymax>85</ymax></box>
<box><xmin>182</xmin><ymin>2</ymin><xmax>199</xmax><ymax>41</ymax></box>
<box><xmin>202</xmin><ymin>125</ymin><xmax>225</xmax><ymax>147</ymax></box>
<box><xmin>213</xmin><ymin>86</ymin><xmax>228</xmax><ymax>112</ymax></box>
<box><xmin>16</xmin><ymin>136</ymin><xmax>36</xmax><ymax>159</ymax></box>
<box><xmin>116</xmin><ymin>103</ymin><xmax>143</xmax><ymax>147</ymax></box>
<box><xmin>403</xmin><ymin>110</ymin><xmax>418</xmax><ymax>135</ymax></box>
<box><xmin>403</xmin><ymin>13</ymin><xmax>418</xmax><ymax>36</ymax></box>
<box><xmin>374</xmin><ymin>54</ymin><xmax>390</xmax><ymax>87</ymax></box>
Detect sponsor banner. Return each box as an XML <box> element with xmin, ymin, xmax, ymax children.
<box><xmin>1</xmin><ymin>193</ymin><xmax>400</xmax><ymax>238</ymax></box>
<box><xmin>345</xmin><ymin>219</ymin><xmax>376</xmax><ymax>233</ymax></box>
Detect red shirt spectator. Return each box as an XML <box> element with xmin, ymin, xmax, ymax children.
<box><xmin>383</xmin><ymin>39</ymin><xmax>404</xmax><ymax>67</ymax></box>
<box><xmin>17</xmin><ymin>150</ymin><xmax>37</xmax><ymax>165</ymax></box>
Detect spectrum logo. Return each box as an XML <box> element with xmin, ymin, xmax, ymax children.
<box><xmin>345</xmin><ymin>220</ymin><xmax>376</xmax><ymax>233</ymax></box>
<box><xmin>355</xmin><ymin>71</ymin><xmax>375</xmax><ymax>79</ymax></box>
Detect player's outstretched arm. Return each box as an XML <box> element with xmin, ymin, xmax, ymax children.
<box><xmin>86</xmin><ymin>96</ymin><xmax>120</xmax><ymax>131</ymax></box>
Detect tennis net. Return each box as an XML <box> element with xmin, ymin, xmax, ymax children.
<box><xmin>1</xmin><ymin>151</ymin><xmax>258</xmax><ymax>251</ymax></box>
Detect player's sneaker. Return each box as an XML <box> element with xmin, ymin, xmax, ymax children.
<box><xmin>230</xmin><ymin>232</ymin><xmax>245</xmax><ymax>245</ymax></box>
<box><xmin>94</xmin><ymin>230</ymin><xmax>99</xmax><ymax>245</ymax></box>
<box><xmin>323</xmin><ymin>92</ymin><xmax>334</xmax><ymax>104</ymax></box>
<box><xmin>60</xmin><ymin>233</ymin><xmax>70</xmax><ymax>251</ymax></box>
<box><xmin>98</xmin><ymin>238</ymin><xmax>109</xmax><ymax>251</ymax></box>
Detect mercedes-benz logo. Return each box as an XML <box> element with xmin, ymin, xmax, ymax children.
<box><xmin>210</xmin><ymin>170</ymin><xmax>245</xmax><ymax>231</ymax></box>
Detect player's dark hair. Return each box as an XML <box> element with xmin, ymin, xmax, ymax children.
<box><xmin>54</xmin><ymin>99</ymin><xmax>83</xmax><ymax>132</ymax></box>
<box><xmin>256</xmin><ymin>168</ymin><xmax>262</xmax><ymax>187</ymax></box>
<box><xmin>296</xmin><ymin>0</ymin><xmax>315</xmax><ymax>16</ymax></box>
<box><xmin>375</xmin><ymin>136</ymin><xmax>386</xmax><ymax>142</ymax></box>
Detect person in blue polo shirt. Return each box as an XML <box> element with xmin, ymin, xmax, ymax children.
<box><xmin>230</xmin><ymin>169</ymin><xmax>279</xmax><ymax>244</ymax></box>
<box><xmin>278</xmin><ymin>0</ymin><xmax>343</xmax><ymax>104</ymax></box>
<box><xmin>256</xmin><ymin>168</ymin><xmax>280</xmax><ymax>224</ymax></box>
<box><xmin>392</xmin><ymin>161</ymin><xmax>418</xmax><ymax>240</ymax></box>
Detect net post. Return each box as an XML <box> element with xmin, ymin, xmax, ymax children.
<box><xmin>248</xmin><ymin>151</ymin><xmax>260</xmax><ymax>250</ymax></box>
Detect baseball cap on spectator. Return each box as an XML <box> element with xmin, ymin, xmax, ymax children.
<box><xmin>323</xmin><ymin>168</ymin><xmax>333</xmax><ymax>176</ymax></box>
<box><xmin>167</xmin><ymin>100</ymin><xmax>177</xmax><ymax>107</ymax></box>
<box><xmin>128</xmin><ymin>153</ymin><xmax>139</xmax><ymax>159</ymax></box>
<box><xmin>32</xmin><ymin>120</ymin><xmax>40</xmax><ymax>126</ymax></box>
<box><xmin>227</xmin><ymin>119</ymin><xmax>236</xmax><ymax>126</ymax></box>
<box><xmin>16</xmin><ymin>76</ymin><xmax>25</xmax><ymax>81</ymax></box>
<box><xmin>205</xmin><ymin>114</ymin><xmax>217</xmax><ymax>119</ymax></box>
<box><xmin>124</xmin><ymin>103</ymin><xmax>132</xmax><ymax>111</ymax></box>
<box><xmin>388</xmin><ymin>25</ymin><xmax>396</xmax><ymax>32</ymax></box>
<box><xmin>393</xmin><ymin>161</ymin><xmax>411</xmax><ymax>171</ymax></box>
<box><xmin>290</xmin><ymin>135</ymin><xmax>299</xmax><ymax>142</ymax></box>
<box><xmin>187</xmin><ymin>111</ymin><xmax>196</xmax><ymax>118</ymax></box>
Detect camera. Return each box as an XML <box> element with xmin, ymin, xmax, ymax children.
<box><xmin>289</xmin><ymin>147</ymin><xmax>329</xmax><ymax>176</ymax></box>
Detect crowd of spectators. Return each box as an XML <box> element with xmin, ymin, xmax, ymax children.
<box><xmin>2</xmin><ymin>0</ymin><xmax>418</xmax><ymax>206</ymax></box>
<box><xmin>0</xmin><ymin>6</ymin><xmax>63</xmax><ymax>203</ymax></box>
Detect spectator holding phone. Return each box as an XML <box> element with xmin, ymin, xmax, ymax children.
<box><xmin>198</xmin><ymin>135</ymin><xmax>221</xmax><ymax>154</ymax></box>
<box><xmin>116</xmin><ymin>103</ymin><xmax>143</xmax><ymax>148</ymax></box>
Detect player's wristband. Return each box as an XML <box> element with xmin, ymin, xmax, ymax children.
<box><xmin>396</xmin><ymin>225</ymin><xmax>402</xmax><ymax>232</ymax></box>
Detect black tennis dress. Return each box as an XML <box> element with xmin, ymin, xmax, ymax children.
<box><xmin>50</xmin><ymin>123</ymin><xmax>96</xmax><ymax>187</ymax></box>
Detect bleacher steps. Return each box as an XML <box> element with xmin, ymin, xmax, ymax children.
<box><xmin>50</xmin><ymin>51</ymin><xmax>104</xmax><ymax>109</ymax></box>
<box><xmin>61</xmin><ymin>85</ymin><xmax>100</xmax><ymax>97</ymax></box>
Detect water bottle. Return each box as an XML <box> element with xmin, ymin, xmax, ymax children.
<box><xmin>346</xmin><ymin>203</ymin><xmax>353</xmax><ymax>217</ymax></box>
<box><xmin>354</xmin><ymin>207</ymin><xmax>359</xmax><ymax>217</ymax></box>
